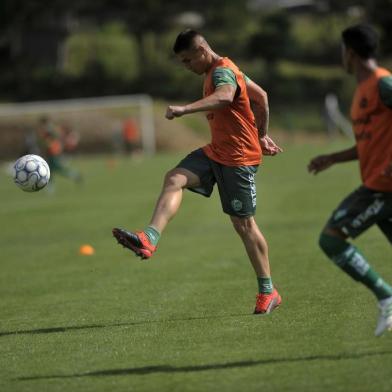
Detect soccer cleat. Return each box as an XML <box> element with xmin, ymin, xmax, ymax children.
<box><xmin>375</xmin><ymin>297</ymin><xmax>392</xmax><ymax>337</ymax></box>
<box><xmin>254</xmin><ymin>288</ymin><xmax>281</xmax><ymax>314</ymax></box>
<box><xmin>112</xmin><ymin>228</ymin><xmax>156</xmax><ymax>260</ymax></box>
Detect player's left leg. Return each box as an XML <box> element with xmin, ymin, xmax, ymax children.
<box><xmin>230</xmin><ymin>215</ymin><xmax>281</xmax><ymax>314</ymax></box>
<box><xmin>213</xmin><ymin>163</ymin><xmax>281</xmax><ymax>314</ymax></box>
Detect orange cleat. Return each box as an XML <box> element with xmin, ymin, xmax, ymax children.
<box><xmin>112</xmin><ymin>228</ymin><xmax>156</xmax><ymax>260</ymax></box>
<box><xmin>254</xmin><ymin>288</ymin><xmax>281</xmax><ymax>314</ymax></box>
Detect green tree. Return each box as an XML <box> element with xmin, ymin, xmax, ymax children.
<box><xmin>246</xmin><ymin>12</ymin><xmax>292</xmax><ymax>63</ymax></box>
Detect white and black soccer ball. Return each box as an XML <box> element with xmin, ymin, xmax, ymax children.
<box><xmin>13</xmin><ymin>154</ymin><xmax>51</xmax><ymax>192</ymax></box>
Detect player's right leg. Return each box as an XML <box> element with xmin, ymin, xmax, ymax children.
<box><xmin>149</xmin><ymin>168</ymin><xmax>201</xmax><ymax>233</ymax></box>
<box><xmin>318</xmin><ymin>186</ymin><xmax>392</xmax><ymax>336</ymax></box>
<box><xmin>113</xmin><ymin>167</ymin><xmax>201</xmax><ymax>259</ymax></box>
<box><xmin>50</xmin><ymin>155</ymin><xmax>82</xmax><ymax>183</ymax></box>
<box><xmin>374</xmin><ymin>218</ymin><xmax>392</xmax><ymax>336</ymax></box>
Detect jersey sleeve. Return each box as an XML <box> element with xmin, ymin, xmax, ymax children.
<box><xmin>379</xmin><ymin>76</ymin><xmax>392</xmax><ymax>108</ymax></box>
<box><xmin>212</xmin><ymin>67</ymin><xmax>237</xmax><ymax>88</ymax></box>
<box><xmin>243</xmin><ymin>73</ymin><xmax>251</xmax><ymax>84</ymax></box>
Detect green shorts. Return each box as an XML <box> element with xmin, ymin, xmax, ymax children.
<box><xmin>47</xmin><ymin>156</ymin><xmax>64</xmax><ymax>172</ymax></box>
<box><xmin>177</xmin><ymin>148</ymin><xmax>258</xmax><ymax>217</ymax></box>
<box><xmin>325</xmin><ymin>185</ymin><xmax>392</xmax><ymax>243</ymax></box>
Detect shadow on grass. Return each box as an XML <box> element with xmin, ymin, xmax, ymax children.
<box><xmin>0</xmin><ymin>313</ymin><xmax>250</xmax><ymax>338</ymax></box>
<box><xmin>17</xmin><ymin>350</ymin><xmax>392</xmax><ymax>381</ymax></box>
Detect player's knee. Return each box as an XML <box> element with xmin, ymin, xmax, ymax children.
<box><xmin>231</xmin><ymin>216</ymin><xmax>253</xmax><ymax>236</ymax></box>
<box><xmin>318</xmin><ymin>230</ymin><xmax>349</xmax><ymax>259</ymax></box>
<box><xmin>318</xmin><ymin>232</ymin><xmax>332</xmax><ymax>256</ymax></box>
<box><xmin>163</xmin><ymin>169</ymin><xmax>185</xmax><ymax>190</ymax></box>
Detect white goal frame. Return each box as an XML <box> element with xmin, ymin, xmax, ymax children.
<box><xmin>0</xmin><ymin>94</ymin><xmax>156</xmax><ymax>155</ymax></box>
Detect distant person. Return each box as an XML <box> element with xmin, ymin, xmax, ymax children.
<box><xmin>36</xmin><ymin>116</ymin><xmax>82</xmax><ymax>184</ymax></box>
<box><xmin>60</xmin><ymin>122</ymin><xmax>80</xmax><ymax>156</ymax></box>
<box><xmin>113</xmin><ymin>29</ymin><xmax>283</xmax><ymax>314</ymax></box>
<box><xmin>122</xmin><ymin>118</ymin><xmax>140</xmax><ymax>154</ymax></box>
<box><xmin>308</xmin><ymin>24</ymin><xmax>392</xmax><ymax>336</ymax></box>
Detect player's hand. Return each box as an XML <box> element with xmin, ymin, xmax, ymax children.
<box><xmin>260</xmin><ymin>135</ymin><xmax>283</xmax><ymax>156</ymax></box>
<box><xmin>166</xmin><ymin>105</ymin><xmax>186</xmax><ymax>120</ymax></box>
<box><xmin>308</xmin><ymin>155</ymin><xmax>335</xmax><ymax>174</ymax></box>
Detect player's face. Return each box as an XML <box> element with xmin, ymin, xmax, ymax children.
<box><xmin>177</xmin><ymin>47</ymin><xmax>208</xmax><ymax>75</ymax></box>
<box><xmin>341</xmin><ymin>43</ymin><xmax>354</xmax><ymax>74</ymax></box>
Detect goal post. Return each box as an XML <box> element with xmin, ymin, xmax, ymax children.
<box><xmin>0</xmin><ymin>94</ymin><xmax>156</xmax><ymax>158</ymax></box>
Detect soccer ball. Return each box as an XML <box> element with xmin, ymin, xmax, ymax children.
<box><xmin>13</xmin><ymin>154</ymin><xmax>51</xmax><ymax>192</ymax></box>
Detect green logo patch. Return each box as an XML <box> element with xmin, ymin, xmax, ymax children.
<box><xmin>231</xmin><ymin>199</ymin><xmax>243</xmax><ymax>212</ymax></box>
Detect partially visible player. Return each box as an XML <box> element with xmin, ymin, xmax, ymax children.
<box><xmin>36</xmin><ymin>116</ymin><xmax>82</xmax><ymax>185</ymax></box>
<box><xmin>308</xmin><ymin>24</ymin><xmax>392</xmax><ymax>336</ymax></box>
<box><xmin>113</xmin><ymin>29</ymin><xmax>283</xmax><ymax>314</ymax></box>
<box><xmin>122</xmin><ymin>117</ymin><xmax>140</xmax><ymax>155</ymax></box>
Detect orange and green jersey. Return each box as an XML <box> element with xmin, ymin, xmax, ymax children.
<box><xmin>122</xmin><ymin>118</ymin><xmax>139</xmax><ymax>142</ymax></box>
<box><xmin>350</xmin><ymin>67</ymin><xmax>392</xmax><ymax>192</ymax></box>
<box><xmin>37</xmin><ymin>123</ymin><xmax>62</xmax><ymax>156</ymax></box>
<box><xmin>202</xmin><ymin>57</ymin><xmax>261</xmax><ymax>167</ymax></box>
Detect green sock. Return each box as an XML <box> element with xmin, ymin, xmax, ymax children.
<box><xmin>257</xmin><ymin>277</ymin><xmax>273</xmax><ymax>294</ymax></box>
<box><xmin>319</xmin><ymin>233</ymin><xmax>392</xmax><ymax>300</ymax></box>
<box><xmin>144</xmin><ymin>226</ymin><xmax>160</xmax><ymax>246</ymax></box>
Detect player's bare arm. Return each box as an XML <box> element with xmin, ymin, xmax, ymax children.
<box><xmin>246</xmin><ymin>78</ymin><xmax>282</xmax><ymax>156</ymax></box>
<box><xmin>308</xmin><ymin>145</ymin><xmax>358</xmax><ymax>174</ymax></box>
<box><xmin>246</xmin><ymin>78</ymin><xmax>269</xmax><ymax>136</ymax></box>
<box><xmin>166</xmin><ymin>84</ymin><xmax>235</xmax><ymax>120</ymax></box>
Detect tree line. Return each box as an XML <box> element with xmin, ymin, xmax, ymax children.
<box><xmin>0</xmin><ymin>0</ymin><xmax>391</xmax><ymax>109</ymax></box>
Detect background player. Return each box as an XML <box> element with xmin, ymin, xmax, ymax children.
<box><xmin>36</xmin><ymin>115</ymin><xmax>82</xmax><ymax>186</ymax></box>
<box><xmin>308</xmin><ymin>24</ymin><xmax>392</xmax><ymax>336</ymax></box>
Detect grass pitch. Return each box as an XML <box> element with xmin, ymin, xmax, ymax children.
<box><xmin>1</xmin><ymin>142</ymin><xmax>391</xmax><ymax>392</ymax></box>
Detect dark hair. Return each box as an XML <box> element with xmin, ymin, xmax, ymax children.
<box><xmin>342</xmin><ymin>24</ymin><xmax>378</xmax><ymax>59</ymax></box>
<box><xmin>173</xmin><ymin>29</ymin><xmax>202</xmax><ymax>53</ymax></box>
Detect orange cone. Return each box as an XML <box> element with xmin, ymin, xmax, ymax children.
<box><xmin>79</xmin><ymin>244</ymin><xmax>95</xmax><ymax>256</ymax></box>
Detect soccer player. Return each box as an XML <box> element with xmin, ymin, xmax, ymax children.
<box><xmin>308</xmin><ymin>24</ymin><xmax>392</xmax><ymax>336</ymax></box>
<box><xmin>36</xmin><ymin>116</ymin><xmax>82</xmax><ymax>185</ymax></box>
<box><xmin>121</xmin><ymin>118</ymin><xmax>140</xmax><ymax>155</ymax></box>
<box><xmin>113</xmin><ymin>29</ymin><xmax>283</xmax><ymax>314</ymax></box>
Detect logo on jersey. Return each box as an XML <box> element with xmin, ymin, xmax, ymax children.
<box><xmin>354</xmin><ymin>130</ymin><xmax>372</xmax><ymax>141</ymax></box>
<box><xmin>352</xmin><ymin>115</ymin><xmax>371</xmax><ymax>126</ymax></box>
<box><xmin>359</xmin><ymin>97</ymin><xmax>368</xmax><ymax>108</ymax></box>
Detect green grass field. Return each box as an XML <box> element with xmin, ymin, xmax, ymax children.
<box><xmin>1</xmin><ymin>142</ymin><xmax>391</xmax><ymax>392</ymax></box>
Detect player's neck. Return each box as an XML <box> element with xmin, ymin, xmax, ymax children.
<box><xmin>204</xmin><ymin>51</ymin><xmax>222</xmax><ymax>73</ymax></box>
<box><xmin>355</xmin><ymin>58</ymin><xmax>378</xmax><ymax>83</ymax></box>
<box><xmin>211</xmin><ymin>52</ymin><xmax>222</xmax><ymax>63</ymax></box>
